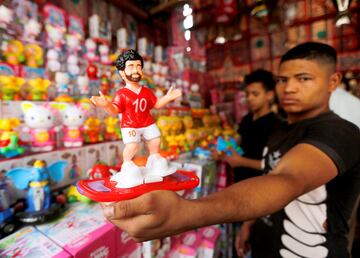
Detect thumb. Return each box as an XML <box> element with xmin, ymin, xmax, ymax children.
<box><xmin>167</xmin><ymin>86</ymin><xmax>174</xmax><ymax>94</ymax></box>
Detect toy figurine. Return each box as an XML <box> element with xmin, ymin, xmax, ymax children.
<box><xmin>6</xmin><ymin>160</ymin><xmax>66</xmax><ymax>223</ymax></box>
<box><xmin>104</xmin><ymin>117</ymin><xmax>121</xmax><ymax>141</ymax></box>
<box><xmin>23</xmin><ymin>19</ymin><xmax>41</xmax><ymax>43</ymax></box>
<box><xmin>67</xmin><ymin>55</ymin><xmax>80</xmax><ymax>76</ymax></box>
<box><xmin>84</xmin><ymin>38</ymin><xmax>99</xmax><ymax>62</ymax></box>
<box><xmin>55</xmin><ymin>71</ymin><xmax>70</xmax><ymax>97</ymax></box>
<box><xmin>46</xmin><ymin>49</ymin><xmax>61</xmax><ymax>72</ymax></box>
<box><xmin>86</xmin><ymin>64</ymin><xmax>98</xmax><ymax>79</ymax></box>
<box><xmin>216</xmin><ymin>136</ymin><xmax>244</xmax><ymax>156</ymax></box>
<box><xmin>99</xmin><ymin>44</ymin><xmax>112</xmax><ymax>65</ymax></box>
<box><xmin>24</xmin><ymin>44</ymin><xmax>43</xmax><ymax>68</ymax></box>
<box><xmin>0</xmin><ymin>5</ymin><xmax>13</xmax><ymax>30</ymax></box>
<box><xmin>59</xmin><ymin>103</ymin><xmax>89</xmax><ymax>147</ymax></box>
<box><xmin>0</xmin><ymin>118</ymin><xmax>25</xmax><ymax>158</ymax></box>
<box><xmin>4</xmin><ymin>40</ymin><xmax>25</xmax><ymax>65</ymax></box>
<box><xmin>27</xmin><ymin>78</ymin><xmax>51</xmax><ymax>101</ymax></box>
<box><xmin>83</xmin><ymin>117</ymin><xmax>103</xmax><ymax>143</ymax></box>
<box><xmin>66</xmin><ymin>34</ymin><xmax>81</xmax><ymax>55</ymax></box>
<box><xmin>21</xmin><ymin>102</ymin><xmax>59</xmax><ymax>152</ymax></box>
<box><xmin>0</xmin><ymin>76</ymin><xmax>25</xmax><ymax>101</ymax></box>
<box><xmin>90</xmin><ymin>49</ymin><xmax>182</xmax><ymax>188</ymax></box>
<box><xmin>46</xmin><ymin>25</ymin><xmax>65</xmax><ymax>50</ymax></box>
<box><xmin>77</xmin><ymin>75</ymin><xmax>90</xmax><ymax>98</ymax></box>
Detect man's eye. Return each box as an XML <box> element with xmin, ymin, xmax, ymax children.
<box><xmin>299</xmin><ymin>77</ymin><xmax>311</xmax><ymax>82</ymax></box>
<box><xmin>276</xmin><ymin>78</ymin><xmax>286</xmax><ymax>83</ymax></box>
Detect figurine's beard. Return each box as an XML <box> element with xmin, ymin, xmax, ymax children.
<box><xmin>125</xmin><ymin>73</ymin><xmax>141</xmax><ymax>82</ymax></box>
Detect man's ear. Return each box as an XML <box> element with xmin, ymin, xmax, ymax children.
<box><xmin>329</xmin><ymin>72</ymin><xmax>342</xmax><ymax>92</ymax></box>
<box><xmin>267</xmin><ymin>90</ymin><xmax>275</xmax><ymax>103</ymax></box>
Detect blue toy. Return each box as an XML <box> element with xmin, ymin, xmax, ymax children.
<box><xmin>216</xmin><ymin>136</ymin><xmax>244</xmax><ymax>156</ymax></box>
<box><xmin>6</xmin><ymin>160</ymin><xmax>67</xmax><ymax>222</ymax></box>
<box><xmin>193</xmin><ymin>147</ymin><xmax>212</xmax><ymax>160</ymax></box>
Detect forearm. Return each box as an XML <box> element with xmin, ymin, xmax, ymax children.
<box><xmin>181</xmin><ymin>173</ymin><xmax>302</xmax><ymax>230</ymax></box>
<box><xmin>103</xmin><ymin>103</ymin><xmax>119</xmax><ymax>115</ymax></box>
<box><xmin>154</xmin><ymin>96</ymin><xmax>171</xmax><ymax>109</ymax></box>
<box><xmin>237</xmin><ymin>157</ymin><xmax>262</xmax><ymax>170</ymax></box>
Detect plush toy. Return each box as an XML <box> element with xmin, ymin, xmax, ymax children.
<box><xmin>23</xmin><ymin>19</ymin><xmax>42</xmax><ymax>43</ymax></box>
<box><xmin>46</xmin><ymin>25</ymin><xmax>65</xmax><ymax>49</ymax></box>
<box><xmin>84</xmin><ymin>38</ymin><xmax>99</xmax><ymax>62</ymax></box>
<box><xmin>21</xmin><ymin>102</ymin><xmax>60</xmax><ymax>152</ymax></box>
<box><xmin>27</xmin><ymin>78</ymin><xmax>51</xmax><ymax>101</ymax></box>
<box><xmin>46</xmin><ymin>49</ymin><xmax>61</xmax><ymax>72</ymax></box>
<box><xmin>99</xmin><ymin>44</ymin><xmax>112</xmax><ymax>65</ymax></box>
<box><xmin>24</xmin><ymin>44</ymin><xmax>43</xmax><ymax>68</ymax></box>
<box><xmin>67</xmin><ymin>54</ymin><xmax>80</xmax><ymax>76</ymax></box>
<box><xmin>4</xmin><ymin>40</ymin><xmax>25</xmax><ymax>65</ymax></box>
<box><xmin>0</xmin><ymin>76</ymin><xmax>25</xmax><ymax>101</ymax></box>
<box><xmin>58</xmin><ymin>103</ymin><xmax>90</xmax><ymax>147</ymax></box>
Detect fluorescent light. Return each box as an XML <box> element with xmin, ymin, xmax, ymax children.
<box><xmin>215</xmin><ymin>36</ymin><xmax>226</xmax><ymax>44</ymax></box>
<box><xmin>183</xmin><ymin>15</ymin><xmax>193</xmax><ymax>29</ymax></box>
<box><xmin>186</xmin><ymin>47</ymin><xmax>191</xmax><ymax>52</ymax></box>
<box><xmin>184</xmin><ymin>30</ymin><xmax>191</xmax><ymax>41</ymax></box>
<box><xmin>183</xmin><ymin>4</ymin><xmax>192</xmax><ymax>17</ymax></box>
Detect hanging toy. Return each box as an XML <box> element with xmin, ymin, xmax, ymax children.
<box><xmin>332</xmin><ymin>0</ymin><xmax>352</xmax><ymax>27</ymax></box>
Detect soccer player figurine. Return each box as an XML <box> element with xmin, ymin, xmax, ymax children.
<box><xmin>90</xmin><ymin>49</ymin><xmax>182</xmax><ymax>188</ymax></box>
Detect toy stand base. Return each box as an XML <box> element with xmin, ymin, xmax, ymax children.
<box><xmin>77</xmin><ymin>170</ymin><xmax>199</xmax><ymax>202</ymax></box>
<box><xmin>16</xmin><ymin>203</ymin><xmax>64</xmax><ymax>224</ymax></box>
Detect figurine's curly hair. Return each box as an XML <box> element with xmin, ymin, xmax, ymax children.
<box><xmin>115</xmin><ymin>49</ymin><xmax>144</xmax><ymax>71</ymax></box>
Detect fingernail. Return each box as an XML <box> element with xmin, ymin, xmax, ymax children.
<box><xmin>103</xmin><ymin>205</ymin><xmax>114</xmax><ymax>218</ymax></box>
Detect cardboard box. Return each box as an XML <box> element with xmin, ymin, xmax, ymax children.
<box><xmin>36</xmin><ymin>203</ymin><xmax>117</xmax><ymax>258</ymax></box>
<box><xmin>198</xmin><ymin>226</ymin><xmax>221</xmax><ymax>258</ymax></box>
<box><xmin>0</xmin><ymin>226</ymin><xmax>70</xmax><ymax>258</ymax></box>
<box><xmin>114</xmin><ymin>229</ymin><xmax>142</xmax><ymax>258</ymax></box>
<box><xmin>178</xmin><ymin>231</ymin><xmax>202</xmax><ymax>258</ymax></box>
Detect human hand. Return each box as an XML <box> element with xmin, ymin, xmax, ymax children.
<box><xmin>90</xmin><ymin>91</ymin><xmax>110</xmax><ymax>108</ymax></box>
<box><xmin>165</xmin><ymin>86</ymin><xmax>182</xmax><ymax>101</ymax></box>
<box><xmin>223</xmin><ymin>148</ymin><xmax>243</xmax><ymax>167</ymax></box>
<box><xmin>235</xmin><ymin>223</ymin><xmax>252</xmax><ymax>258</ymax></box>
<box><xmin>101</xmin><ymin>190</ymin><xmax>187</xmax><ymax>242</ymax></box>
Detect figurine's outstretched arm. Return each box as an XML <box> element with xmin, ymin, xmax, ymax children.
<box><xmin>90</xmin><ymin>91</ymin><xmax>119</xmax><ymax>115</ymax></box>
<box><xmin>154</xmin><ymin>86</ymin><xmax>182</xmax><ymax>109</ymax></box>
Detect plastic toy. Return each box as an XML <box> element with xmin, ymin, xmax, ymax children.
<box><xmin>59</xmin><ymin>103</ymin><xmax>89</xmax><ymax>147</ymax></box>
<box><xmin>46</xmin><ymin>25</ymin><xmax>65</xmax><ymax>49</ymax></box>
<box><xmin>86</xmin><ymin>64</ymin><xmax>98</xmax><ymax>79</ymax></box>
<box><xmin>78</xmin><ymin>50</ymin><xmax>198</xmax><ymax>202</ymax></box>
<box><xmin>83</xmin><ymin>117</ymin><xmax>103</xmax><ymax>143</ymax></box>
<box><xmin>77</xmin><ymin>75</ymin><xmax>90</xmax><ymax>99</ymax></box>
<box><xmin>24</xmin><ymin>44</ymin><xmax>43</xmax><ymax>68</ymax></box>
<box><xmin>21</xmin><ymin>101</ymin><xmax>59</xmax><ymax>152</ymax></box>
<box><xmin>66</xmin><ymin>34</ymin><xmax>81</xmax><ymax>55</ymax></box>
<box><xmin>0</xmin><ymin>76</ymin><xmax>25</xmax><ymax>101</ymax></box>
<box><xmin>46</xmin><ymin>49</ymin><xmax>61</xmax><ymax>72</ymax></box>
<box><xmin>100</xmin><ymin>75</ymin><xmax>111</xmax><ymax>96</ymax></box>
<box><xmin>27</xmin><ymin>78</ymin><xmax>51</xmax><ymax>101</ymax></box>
<box><xmin>4</xmin><ymin>40</ymin><xmax>25</xmax><ymax>65</ymax></box>
<box><xmin>99</xmin><ymin>44</ymin><xmax>112</xmax><ymax>65</ymax></box>
<box><xmin>67</xmin><ymin>185</ymin><xmax>91</xmax><ymax>204</ymax></box>
<box><xmin>0</xmin><ymin>118</ymin><xmax>25</xmax><ymax>158</ymax></box>
<box><xmin>6</xmin><ymin>160</ymin><xmax>66</xmax><ymax>223</ymax></box>
<box><xmin>55</xmin><ymin>71</ymin><xmax>70</xmax><ymax>97</ymax></box>
<box><xmin>87</xmin><ymin>163</ymin><xmax>113</xmax><ymax>179</ymax></box>
<box><xmin>23</xmin><ymin>19</ymin><xmax>41</xmax><ymax>43</ymax></box>
<box><xmin>84</xmin><ymin>38</ymin><xmax>99</xmax><ymax>62</ymax></box>
<box><xmin>104</xmin><ymin>117</ymin><xmax>121</xmax><ymax>141</ymax></box>
<box><xmin>67</xmin><ymin>55</ymin><xmax>80</xmax><ymax>76</ymax></box>
<box><xmin>0</xmin><ymin>5</ymin><xmax>13</xmax><ymax>30</ymax></box>
<box><xmin>216</xmin><ymin>136</ymin><xmax>244</xmax><ymax>156</ymax></box>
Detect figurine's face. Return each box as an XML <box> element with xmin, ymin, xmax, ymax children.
<box><xmin>120</xmin><ymin>60</ymin><xmax>143</xmax><ymax>83</ymax></box>
<box><xmin>24</xmin><ymin>106</ymin><xmax>54</xmax><ymax>129</ymax></box>
<box><xmin>63</xmin><ymin>106</ymin><xmax>85</xmax><ymax>127</ymax></box>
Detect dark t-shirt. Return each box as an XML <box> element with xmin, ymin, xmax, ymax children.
<box><xmin>251</xmin><ymin>111</ymin><xmax>360</xmax><ymax>258</ymax></box>
<box><xmin>234</xmin><ymin>112</ymin><xmax>280</xmax><ymax>182</ymax></box>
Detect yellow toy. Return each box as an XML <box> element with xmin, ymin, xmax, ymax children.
<box><xmin>0</xmin><ymin>118</ymin><xmax>21</xmax><ymax>141</ymax></box>
<box><xmin>83</xmin><ymin>117</ymin><xmax>103</xmax><ymax>143</ymax></box>
<box><xmin>0</xmin><ymin>76</ymin><xmax>25</xmax><ymax>100</ymax></box>
<box><xmin>0</xmin><ymin>118</ymin><xmax>25</xmax><ymax>158</ymax></box>
<box><xmin>24</xmin><ymin>44</ymin><xmax>44</xmax><ymax>68</ymax></box>
<box><xmin>27</xmin><ymin>78</ymin><xmax>51</xmax><ymax>101</ymax></box>
<box><xmin>104</xmin><ymin>117</ymin><xmax>121</xmax><ymax>141</ymax></box>
<box><xmin>4</xmin><ymin>40</ymin><xmax>25</xmax><ymax>65</ymax></box>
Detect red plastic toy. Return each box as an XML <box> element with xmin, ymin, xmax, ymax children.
<box><xmin>77</xmin><ymin>170</ymin><xmax>199</xmax><ymax>202</ymax></box>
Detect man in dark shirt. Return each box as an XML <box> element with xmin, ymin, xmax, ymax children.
<box><xmin>100</xmin><ymin>42</ymin><xmax>360</xmax><ymax>258</ymax></box>
<box><xmin>225</xmin><ymin>69</ymin><xmax>280</xmax><ymax>182</ymax></box>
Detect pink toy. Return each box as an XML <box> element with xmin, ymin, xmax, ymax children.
<box><xmin>60</xmin><ymin>103</ymin><xmax>90</xmax><ymax>148</ymax></box>
<box><xmin>21</xmin><ymin>102</ymin><xmax>60</xmax><ymax>152</ymax></box>
<box><xmin>77</xmin><ymin>75</ymin><xmax>90</xmax><ymax>97</ymax></box>
<box><xmin>23</xmin><ymin>19</ymin><xmax>41</xmax><ymax>43</ymax></box>
<box><xmin>66</xmin><ymin>34</ymin><xmax>81</xmax><ymax>55</ymax></box>
<box><xmin>46</xmin><ymin>49</ymin><xmax>61</xmax><ymax>72</ymax></box>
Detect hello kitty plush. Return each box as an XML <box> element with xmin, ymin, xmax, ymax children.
<box><xmin>46</xmin><ymin>25</ymin><xmax>65</xmax><ymax>50</ymax></box>
<box><xmin>60</xmin><ymin>103</ymin><xmax>89</xmax><ymax>147</ymax></box>
<box><xmin>67</xmin><ymin>55</ymin><xmax>80</xmax><ymax>76</ymax></box>
<box><xmin>21</xmin><ymin>102</ymin><xmax>59</xmax><ymax>152</ymax></box>
<box><xmin>46</xmin><ymin>49</ymin><xmax>61</xmax><ymax>72</ymax></box>
<box><xmin>99</xmin><ymin>44</ymin><xmax>111</xmax><ymax>65</ymax></box>
<box><xmin>84</xmin><ymin>38</ymin><xmax>99</xmax><ymax>62</ymax></box>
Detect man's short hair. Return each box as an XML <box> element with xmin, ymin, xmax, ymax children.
<box><xmin>280</xmin><ymin>42</ymin><xmax>337</xmax><ymax>70</ymax></box>
<box><xmin>115</xmin><ymin>49</ymin><xmax>144</xmax><ymax>71</ymax></box>
<box><xmin>244</xmin><ymin>69</ymin><xmax>275</xmax><ymax>92</ymax></box>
